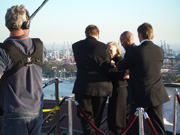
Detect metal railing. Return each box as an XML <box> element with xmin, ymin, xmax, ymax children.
<box><xmin>173</xmin><ymin>88</ymin><xmax>180</xmax><ymax>135</ymax></box>
<box><xmin>42</xmin><ymin>78</ymin><xmax>63</xmax><ymax>135</ymax></box>
<box><xmin>42</xmin><ymin>78</ymin><xmax>108</xmax><ymax>135</ymax></box>
<box><xmin>42</xmin><ymin>80</ymin><xmax>180</xmax><ymax>135</ymax></box>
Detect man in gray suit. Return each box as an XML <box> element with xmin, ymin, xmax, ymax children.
<box><xmin>117</xmin><ymin>23</ymin><xmax>169</xmax><ymax>135</ymax></box>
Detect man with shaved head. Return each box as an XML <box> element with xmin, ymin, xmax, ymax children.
<box><xmin>120</xmin><ymin>31</ymin><xmax>136</xmax><ymax>56</ymax></box>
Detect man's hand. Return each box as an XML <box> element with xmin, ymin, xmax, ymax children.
<box><xmin>111</xmin><ymin>60</ymin><xmax>116</xmax><ymax>67</ymax></box>
<box><xmin>123</xmin><ymin>69</ymin><xmax>130</xmax><ymax>79</ymax></box>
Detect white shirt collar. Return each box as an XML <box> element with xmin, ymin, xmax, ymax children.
<box><xmin>140</xmin><ymin>39</ymin><xmax>150</xmax><ymax>45</ymax></box>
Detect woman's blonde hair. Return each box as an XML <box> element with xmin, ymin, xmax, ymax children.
<box><xmin>107</xmin><ymin>42</ymin><xmax>121</xmax><ymax>57</ymax></box>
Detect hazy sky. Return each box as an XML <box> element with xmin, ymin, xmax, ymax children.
<box><xmin>0</xmin><ymin>0</ymin><xmax>180</xmax><ymax>51</ymax></box>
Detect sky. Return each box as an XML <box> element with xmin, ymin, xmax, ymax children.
<box><xmin>0</xmin><ymin>0</ymin><xmax>180</xmax><ymax>51</ymax></box>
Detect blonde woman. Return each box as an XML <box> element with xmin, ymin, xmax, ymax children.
<box><xmin>107</xmin><ymin>42</ymin><xmax>129</xmax><ymax>134</ymax></box>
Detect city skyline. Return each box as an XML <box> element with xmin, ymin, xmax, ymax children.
<box><xmin>0</xmin><ymin>0</ymin><xmax>180</xmax><ymax>50</ymax></box>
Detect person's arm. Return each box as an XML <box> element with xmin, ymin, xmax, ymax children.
<box><xmin>123</xmin><ymin>69</ymin><xmax>130</xmax><ymax>79</ymax></box>
<box><xmin>0</xmin><ymin>47</ymin><xmax>13</xmax><ymax>77</ymax></box>
<box><xmin>105</xmin><ymin>56</ymin><xmax>127</xmax><ymax>80</ymax></box>
<box><xmin>117</xmin><ymin>47</ymin><xmax>135</xmax><ymax>70</ymax></box>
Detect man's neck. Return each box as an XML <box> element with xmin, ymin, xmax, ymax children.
<box><xmin>10</xmin><ymin>29</ymin><xmax>29</xmax><ymax>37</ymax></box>
<box><xmin>140</xmin><ymin>39</ymin><xmax>150</xmax><ymax>45</ymax></box>
<box><xmin>91</xmin><ymin>35</ymin><xmax>99</xmax><ymax>40</ymax></box>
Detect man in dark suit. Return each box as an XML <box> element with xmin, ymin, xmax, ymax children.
<box><xmin>120</xmin><ymin>31</ymin><xmax>136</xmax><ymax>57</ymax></box>
<box><xmin>117</xmin><ymin>23</ymin><xmax>170</xmax><ymax>135</ymax></box>
<box><xmin>119</xmin><ymin>31</ymin><xmax>136</xmax><ymax>123</ymax></box>
<box><xmin>72</xmin><ymin>24</ymin><xmax>113</xmax><ymax>135</ymax></box>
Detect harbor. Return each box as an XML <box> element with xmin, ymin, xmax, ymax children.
<box><xmin>0</xmin><ymin>0</ymin><xmax>180</xmax><ymax>135</ymax></box>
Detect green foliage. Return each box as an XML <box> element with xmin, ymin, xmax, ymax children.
<box><xmin>42</xmin><ymin>62</ymin><xmax>77</xmax><ymax>78</ymax></box>
<box><xmin>163</xmin><ymin>73</ymin><xmax>180</xmax><ymax>83</ymax></box>
<box><xmin>42</xmin><ymin>61</ymin><xmax>58</xmax><ymax>71</ymax></box>
<box><xmin>42</xmin><ymin>62</ymin><xmax>76</xmax><ymax>71</ymax></box>
<box><xmin>57</xmin><ymin>64</ymin><xmax>77</xmax><ymax>71</ymax></box>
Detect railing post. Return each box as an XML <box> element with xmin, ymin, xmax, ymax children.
<box><xmin>68</xmin><ymin>98</ymin><xmax>73</xmax><ymax>135</ymax></box>
<box><xmin>173</xmin><ymin>88</ymin><xmax>178</xmax><ymax>135</ymax></box>
<box><xmin>137</xmin><ymin>107</ymin><xmax>144</xmax><ymax>135</ymax></box>
<box><xmin>55</xmin><ymin>78</ymin><xmax>60</xmax><ymax>135</ymax></box>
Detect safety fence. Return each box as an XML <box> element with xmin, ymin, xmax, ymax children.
<box><xmin>42</xmin><ymin>78</ymin><xmax>61</xmax><ymax>135</ymax></box>
<box><xmin>42</xmin><ymin>79</ymin><xmax>180</xmax><ymax>135</ymax></box>
<box><xmin>173</xmin><ymin>88</ymin><xmax>180</xmax><ymax>135</ymax></box>
<box><xmin>175</xmin><ymin>89</ymin><xmax>180</xmax><ymax>106</ymax></box>
<box><xmin>74</xmin><ymin>101</ymin><xmax>158</xmax><ymax>135</ymax></box>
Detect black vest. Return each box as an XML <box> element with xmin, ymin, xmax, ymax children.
<box><xmin>0</xmin><ymin>38</ymin><xmax>43</xmax><ymax>80</ymax></box>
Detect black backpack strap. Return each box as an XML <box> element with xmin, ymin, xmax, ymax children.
<box><xmin>0</xmin><ymin>44</ymin><xmax>3</xmax><ymax>115</ymax></box>
<box><xmin>0</xmin><ymin>41</ymin><xmax>24</xmax><ymax>80</ymax></box>
<box><xmin>0</xmin><ymin>38</ymin><xmax>43</xmax><ymax>80</ymax></box>
<box><xmin>31</xmin><ymin>38</ymin><xmax>43</xmax><ymax>67</ymax></box>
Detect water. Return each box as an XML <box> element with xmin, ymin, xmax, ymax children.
<box><xmin>43</xmin><ymin>80</ymin><xmax>74</xmax><ymax>99</ymax></box>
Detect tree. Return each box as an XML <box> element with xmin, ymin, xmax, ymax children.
<box><xmin>42</xmin><ymin>62</ymin><xmax>77</xmax><ymax>78</ymax></box>
<box><xmin>162</xmin><ymin>73</ymin><xmax>180</xmax><ymax>83</ymax></box>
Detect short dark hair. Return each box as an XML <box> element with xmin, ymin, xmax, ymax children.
<box><xmin>137</xmin><ymin>23</ymin><xmax>153</xmax><ymax>40</ymax></box>
<box><xmin>85</xmin><ymin>24</ymin><xmax>99</xmax><ymax>37</ymax></box>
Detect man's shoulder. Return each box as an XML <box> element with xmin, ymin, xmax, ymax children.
<box><xmin>0</xmin><ymin>40</ymin><xmax>14</xmax><ymax>50</ymax></box>
<box><xmin>141</xmin><ymin>40</ymin><xmax>158</xmax><ymax>46</ymax></box>
<box><xmin>86</xmin><ymin>36</ymin><xmax>107</xmax><ymax>46</ymax></box>
<box><xmin>0</xmin><ymin>43</ymin><xmax>8</xmax><ymax>55</ymax></box>
<box><xmin>128</xmin><ymin>44</ymin><xmax>138</xmax><ymax>52</ymax></box>
<box><xmin>144</xmin><ymin>41</ymin><xmax>163</xmax><ymax>50</ymax></box>
<box><xmin>72</xmin><ymin>38</ymin><xmax>107</xmax><ymax>48</ymax></box>
<box><xmin>96</xmin><ymin>40</ymin><xmax>107</xmax><ymax>46</ymax></box>
<box><xmin>0</xmin><ymin>43</ymin><xmax>4</xmax><ymax>49</ymax></box>
<box><xmin>72</xmin><ymin>40</ymin><xmax>84</xmax><ymax>47</ymax></box>
<box><xmin>31</xmin><ymin>38</ymin><xmax>43</xmax><ymax>46</ymax></box>
<box><xmin>139</xmin><ymin>41</ymin><xmax>164</xmax><ymax>56</ymax></box>
<box><xmin>128</xmin><ymin>44</ymin><xmax>137</xmax><ymax>50</ymax></box>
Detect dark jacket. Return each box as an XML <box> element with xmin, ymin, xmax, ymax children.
<box><xmin>72</xmin><ymin>36</ymin><xmax>113</xmax><ymax>97</ymax></box>
<box><xmin>108</xmin><ymin>56</ymin><xmax>129</xmax><ymax>132</ymax></box>
<box><xmin>124</xmin><ymin>43</ymin><xmax>136</xmax><ymax>57</ymax></box>
<box><xmin>110</xmin><ymin>56</ymin><xmax>128</xmax><ymax>88</ymax></box>
<box><xmin>118</xmin><ymin>41</ymin><xmax>170</xmax><ymax>107</ymax></box>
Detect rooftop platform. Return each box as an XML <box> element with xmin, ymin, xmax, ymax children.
<box><xmin>0</xmin><ymin>84</ymin><xmax>180</xmax><ymax>135</ymax></box>
<box><xmin>41</xmin><ymin>84</ymin><xmax>180</xmax><ymax>135</ymax></box>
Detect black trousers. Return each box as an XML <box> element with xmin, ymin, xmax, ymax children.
<box><xmin>75</xmin><ymin>94</ymin><xmax>107</xmax><ymax>135</ymax></box>
<box><xmin>0</xmin><ymin>107</ymin><xmax>3</xmax><ymax>116</ymax></box>
<box><xmin>107</xmin><ymin>86</ymin><xmax>130</xmax><ymax>134</ymax></box>
<box><xmin>126</xmin><ymin>104</ymin><xmax>166</xmax><ymax>135</ymax></box>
